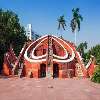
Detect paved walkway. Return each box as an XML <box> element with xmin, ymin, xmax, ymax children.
<box><xmin>0</xmin><ymin>78</ymin><xmax>100</xmax><ymax>100</ymax></box>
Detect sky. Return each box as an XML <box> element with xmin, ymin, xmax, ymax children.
<box><xmin>0</xmin><ymin>0</ymin><xmax>100</xmax><ymax>48</ymax></box>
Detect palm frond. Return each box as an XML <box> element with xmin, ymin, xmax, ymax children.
<box><xmin>76</xmin><ymin>8</ymin><xmax>79</xmax><ymax>12</ymax></box>
<box><xmin>62</xmin><ymin>23</ymin><xmax>65</xmax><ymax>30</ymax></box>
<box><xmin>71</xmin><ymin>8</ymin><xmax>83</xmax><ymax>32</ymax></box>
<box><xmin>57</xmin><ymin>15</ymin><xmax>66</xmax><ymax>30</ymax></box>
<box><xmin>77</xmin><ymin>19</ymin><xmax>80</xmax><ymax>31</ymax></box>
<box><xmin>70</xmin><ymin>18</ymin><xmax>76</xmax><ymax>32</ymax></box>
<box><xmin>72</xmin><ymin>8</ymin><xmax>75</xmax><ymax>12</ymax></box>
<box><xmin>79</xmin><ymin>14</ymin><xmax>83</xmax><ymax>21</ymax></box>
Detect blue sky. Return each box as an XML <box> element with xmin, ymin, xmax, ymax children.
<box><xmin>0</xmin><ymin>0</ymin><xmax>100</xmax><ymax>48</ymax></box>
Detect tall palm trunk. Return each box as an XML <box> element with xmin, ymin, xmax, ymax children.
<box><xmin>74</xmin><ymin>29</ymin><xmax>77</xmax><ymax>45</ymax></box>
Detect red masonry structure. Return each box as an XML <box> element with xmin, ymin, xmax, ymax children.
<box><xmin>3</xmin><ymin>35</ymin><xmax>96</xmax><ymax>78</ymax></box>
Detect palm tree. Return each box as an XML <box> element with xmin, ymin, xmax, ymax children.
<box><xmin>57</xmin><ymin>15</ymin><xmax>66</xmax><ymax>37</ymax></box>
<box><xmin>70</xmin><ymin>8</ymin><xmax>83</xmax><ymax>45</ymax></box>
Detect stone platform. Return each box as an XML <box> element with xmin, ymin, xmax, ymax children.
<box><xmin>0</xmin><ymin>78</ymin><xmax>100</xmax><ymax>100</ymax></box>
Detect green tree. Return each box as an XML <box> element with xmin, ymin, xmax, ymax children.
<box><xmin>83</xmin><ymin>51</ymin><xmax>91</xmax><ymax>64</ymax></box>
<box><xmin>77</xmin><ymin>41</ymin><xmax>87</xmax><ymax>58</ymax></box>
<box><xmin>84</xmin><ymin>44</ymin><xmax>100</xmax><ymax>65</ymax></box>
<box><xmin>0</xmin><ymin>9</ymin><xmax>27</xmax><ymax>72</ymax></box>
<box><xmin>89</xmin><ymin>45</ymin><xmax>100</xmax><ymax>64</ymax></box>
<box><xmin>70</xmin><ymin>8</ymin><xmax>83</xmax><ymax>45</ymax></box>
<box><xmin>91</xmin><ymin>65</ymin><xmax>100</xmax><ymax>83</ymax></box>
<box><xmin>57</xmin><ymin>15</ymin><xmax>66</xmax><ymax>37</ymax></box>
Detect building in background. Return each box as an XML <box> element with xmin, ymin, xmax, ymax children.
<box><xmin>25</xmin><ymin>24</ymin><xmax>40</xmax><ymax>41</ymax></box>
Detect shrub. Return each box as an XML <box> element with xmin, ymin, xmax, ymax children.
<box><xmin>91</xmin><ymin>65</ymin><xmax>100</xmax><ymax>83</ymax></box>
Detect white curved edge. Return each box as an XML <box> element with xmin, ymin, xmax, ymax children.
<box><xmin>20</xmin><ymin>47</ymin><xmax>24</xmax><ymax>54</ymax></box>
<box><xmin>85</xmin><ymin>58</ymin><xmax>92</xmax><ymax>69</ymax></box>
<box><xmin>31</xmin><ymin>37</ymin><xmax>47</xmax><ymax>59</ymax></box>
<box><xmin>24</xmin><ymin>34</ymin><xmax>75</xmax><ymax>63</ymax></box>
<box><xmin>24</xmin><ymin>35</ymin><xmax>48</xmax><ymax>61</ymax></box>
<box><xmin>52</xmin><ymin>37</ymin><xmax>68</xmax><ymax>59</ymax></box>
<box><xmin>77</xmin><ymin>51</ymin><xmax>83</xmax><ymax>61</ymax></box>
<box><xmin>52</xmin><ymin>35</ymin><xmax>75</xmax><ymax>61</ymax></box>
<box><xmin>24</xmin><ymin>58</ymin><xmax>46</xmax><ymax>63</ymax></box>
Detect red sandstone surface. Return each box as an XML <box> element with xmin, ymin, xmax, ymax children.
<box><xmin>0</xmin><ymin>78</ymin><xmax>100</xmax><ymax>100</ymax></box>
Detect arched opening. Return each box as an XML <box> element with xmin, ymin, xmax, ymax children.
<box><xmin>53</xmin><ymin>63</ymin><xmax>59</xmax><ymax>78</ymax></box>
<box><xmin>40</xmin><ymin>64</ymin><xmax>46</xmax><ymax>78</ymax></box>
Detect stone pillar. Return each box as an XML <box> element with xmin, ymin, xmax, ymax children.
<box><xmin>46</xmin><ymin>35</ymin><xmax>53</xmax><ymax>78</ymax></box>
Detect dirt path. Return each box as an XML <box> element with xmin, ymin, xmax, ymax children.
<box><xmin>0</xmin><ymin>78</ymin><xmax>100</xmax><ymax>100</ymax></box>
